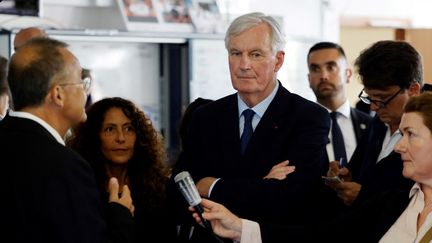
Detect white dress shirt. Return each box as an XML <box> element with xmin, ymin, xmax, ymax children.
<box><xmin>9</xmin><ymin>110</ymin><xmax>65</xmax><ymax>145</ymax></box>
<box><xmin>380</xmin><ymin>183</ymin><xmax>432</xmax><ymax>243</ymax></box>
<box><xmin>237</xmin><ymin>81</ymin><xmax>279</xmax><ymax>136</ymax></box>
<box><xmin>237</xmin><ymin>219</ymin><xmax>262</xmax><ymax>243</ymax></box>
<box><xmin>377</xmin><ymin>125</ymin><xmax>401</xmax><ymax>163</ymax></box>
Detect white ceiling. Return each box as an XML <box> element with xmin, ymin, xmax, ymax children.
<box><xmin>332</xmin><ymin>0</ymin><xmax>432</xmax><ymax>28</ymax></box>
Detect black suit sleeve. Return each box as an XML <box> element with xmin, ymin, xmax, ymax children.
<box><xmin>106</xmin><ymin>202</ymin><xmax>135</xmax><ymax>243</ymax></box>
<box><xmin>46</xmin><ymin>149</ymin><xmax>134</xmax><ymax>243</ymax></box>
<box><xmin>260</xmin><ymin>189</ymin><xmax>410</xmax><ymax>243</ymax></box>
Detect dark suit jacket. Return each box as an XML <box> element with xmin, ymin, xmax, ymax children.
<box><xmin>170</xmin><ymin>83</ymin><xmax>330</xmax><ymax>229</ymax></box>
<box><xmin>321</xmin><ymin>108</ymin><xmax>371</xmax><ymax>175</ymax></box>
<box><xmin>350</xmin><ymin>107</ymin><xmax>371</xmax><ymax>143</ymax></box>
<box><xmin>260</xmin><ymin>188</ymin><xmax>411</xmax><ymax>243</ymax></box>
<box><xmin>348</xmin><ymin>116</ymin><xmax>414</xmax><ymax>206</ymax></box>
<box><xmin>258</xmin><ymin>115</ymin><xmax>410</xmax><ymax>243</ymax></box>
<box><xmin>0</xmin><ymin>115</ymin><xmax>133</xmax><ymax>243</ymax></box>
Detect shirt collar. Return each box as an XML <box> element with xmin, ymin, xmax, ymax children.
<box><xmin>337</xmin><ymin>100</ymin><xmax>351</xmax><ymax>118</ymax></box>
<box><xmin>237</xmin><ymin>81</ymin><xmax>279</xmax><ymax>118</ymax></box>
<box><xmin>321</xmin><ymin>99</ymin><xmax>351</xmax><ymax>118</ymax></box>
<box><xmin>9</xmin><ymin>110</ymin><xmax>65</xmax><ymax>145</ymax></box>
<box><xmin>383</xmin><ymin>123</ymin><xmax>402</xmax><ymax>137</ymax></box>
<box><xmin>409</xmin><ymin>182</ymin><xmax>422</xmax><ymax>198</ymax></box>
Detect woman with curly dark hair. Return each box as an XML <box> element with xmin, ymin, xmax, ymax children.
<box><xmin>67</xmin><ymin>97</ymin><xmax>177</xmax><ymax>243</ymax></box>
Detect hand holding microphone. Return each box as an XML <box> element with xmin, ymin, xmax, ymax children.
<box><xmin>174</xmin><ymin>171</ymin><xmax>213</xmax><ymax>231</ymax></box>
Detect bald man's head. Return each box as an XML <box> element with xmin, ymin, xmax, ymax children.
<box><xmin>14</xmin><ymin>27</ymin><xmax>48</xmax><ymax>50</ymax></box>
<box><xmin>8</xmin><ymin>38</ymin><xmax>68</xmax><ymax>110</ymax></box>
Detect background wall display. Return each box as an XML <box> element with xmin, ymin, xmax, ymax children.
<box><xmin>117</xmin><ymin>0</ymin><xmax>194</xmax><ymax>33</ymax></box>
<box><xmin>0</xmin><ymin>0</ymin><xmax>41</xmax><ymax>17</ymax></box>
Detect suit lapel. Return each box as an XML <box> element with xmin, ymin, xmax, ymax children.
<box><xmin>351</xmin><ymin>108</ymin><xmax>361</xmax><ymax>142</ymax></box>
<box><xmin>216</xmin><ymin>94</ymin><xmax>243</xmax><ymax>159</ymax></box>
<box><xmin>221</xmin><ymin>84</ymin><xmax>294</xmax><ymax>162</ymax></box>
<box><xmin>350</xmin><ymin>108</ymin><xmax>370</xmax><ymax>143</ymax></box>
<box><xmin>358</xmin><ymin>117</ymin><xmax>388</xmax><ymax>183</ymax></box>
<box><xmin>245</xmin><ymin>84</ymin><xmax>293</xmax><ymax>157</ymax></box>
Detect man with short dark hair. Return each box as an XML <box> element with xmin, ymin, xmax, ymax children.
<box><xmin>307</xmin><ymin>42</ymin><xmax>371</xmax><ymax>167</ymax></box>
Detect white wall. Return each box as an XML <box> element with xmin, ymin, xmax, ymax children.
<box><xmin>333</xmin><ymin>0</ymin><xmax>432</xmax><ymax>28</ymax></box>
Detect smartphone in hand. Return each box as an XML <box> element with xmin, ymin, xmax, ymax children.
<box><xmin>322</xmin><ymin>175</ymin><xmax>342</xmax><ymax>183</ymax></box>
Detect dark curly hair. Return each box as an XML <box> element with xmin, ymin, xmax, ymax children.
<box><xmin>67</xmin><ymin>97</ymin><xmax>170</xmax><ymax>211</ymax></box>
<box><xmin>354</xmin><ymin>40</ymin><xmax>423</xmax><ymax>90</ymax></box>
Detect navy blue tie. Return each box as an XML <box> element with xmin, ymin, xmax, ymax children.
<box><xmin>330</xmin><ymin>111</ymin><xmax>347</xmax><ymax>166</ymax></box>
<box><xmin>240</xmin><ymin>109</ymin><xmax>255</xmax><ymax>154</ymax></box>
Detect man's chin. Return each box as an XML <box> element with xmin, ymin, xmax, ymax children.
<box><xmin>377</xmin><ymin>114</ymin><xmax>389</xmax><ymax>124</ymax></box>
<box><xmin>316</xmin><ymin>91</ymin><xmax>334</xmax><ymax>99</ymax></box>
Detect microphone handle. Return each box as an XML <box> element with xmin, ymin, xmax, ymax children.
<box><xmin>194</xmin><ymin>204</ymin><xmax>225</xmax><ymax>243</ymax></box>
<box><xmin>194</xmin><ymin>204</ymin><xmax>213</xmax><ymax>231</ymax></box>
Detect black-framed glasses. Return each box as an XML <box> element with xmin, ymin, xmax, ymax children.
<box><xmin>59</xmin><ymin>77</ymin><xmax>92</xmax><ymax>94</ymax></box>
<box><xmin>358</xmin><ymin>88</ymin><xmax>403</xmax><ymax>109</ymax></box>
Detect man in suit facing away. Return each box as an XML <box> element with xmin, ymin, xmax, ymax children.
<box><xmin>307</xmin><ymin>42</ymin><xmax>371</xmax><ymax>167</ymax></box>
<box><xmin>0</xmin><ymin>38</ymin><xmax>134</xmax><ymax>243</ymax></box>
<box><xmin>169</xmin><ymin>12</ymin><xmax>330</xmax><ymax>242</ymax></box>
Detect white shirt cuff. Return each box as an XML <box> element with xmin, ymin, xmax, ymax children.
<box><xmin>239</xmin><ymin>219</ymin><xmax>262</xmax><ymax>243</ymax></box>
<box><xmin>208</xmin><ymin>178</ymin><xmax>221</xmax><ymax>197</ymax></box>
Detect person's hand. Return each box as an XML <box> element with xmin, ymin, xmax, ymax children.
<box><xmin>108</xmin><ymin>177</ymin><xmax>135</xmax><ymax>216</ymax></box>
<box><xmin>325</xmin><ymin>161</ymin><xmax>352</xmax><ymax>189</ymax></box>
<box><xmin>263</xmin><ymin>160</ymin><xmax>295</xmax><ymax>180</ymax></box>
<box><xmin>327</xmin><ymin>161</ymin><xmax>341</xmax><ymax>177</ymax></box>
<box><xmin>190</xmin><ymin>198</ymin><xmax>243</xmax><ymax>242</ymax></box>
<box><xmin>332</xmin><ymin>181</ymin><xmax>361</xmax><ymax>206</ymax></box>
<box><xmin>338</xmin><ymin>166</ymin><xmax>352</xmax><ymax>182</ymax></box>
<box><xmin>196</xmin><ymin>177</ymin><xmax>217</xmax><ymax>198</ymax></box>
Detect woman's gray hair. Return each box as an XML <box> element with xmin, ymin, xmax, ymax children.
<box><xmin>224</xmin><ymin>12</ymin><xmax>286</xmax><ymax>53</ymax></box>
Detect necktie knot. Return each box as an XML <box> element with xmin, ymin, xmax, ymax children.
<box><xmin>330</xmin><ymin>111</ymin><xmax>339</xmax><ymax>120</ymax></box>
<box><xmin>243</xmin><ymin>109</ymin><xmax>255</xmax><ymax>123</ymax></box>
<box><xmin>240</xmin><ymin>109</ymin><xmax>255</xmax><ymax>154</ymax></box>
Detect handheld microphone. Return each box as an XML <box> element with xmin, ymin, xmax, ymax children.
<box><xmin>174</xmin><ymin>171</ymin><xmax>213</xmax><ymax>231</ymax></box>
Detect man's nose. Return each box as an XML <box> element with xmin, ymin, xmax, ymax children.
<box><xmin>319</xmin><ymin>69</ymin><xmax>330</xmax><ymax>81</ymax></box>
<box><xmin>239</xmin><ymin>55</ymin><xmax>251</xmax><ymax>70</ymax></box>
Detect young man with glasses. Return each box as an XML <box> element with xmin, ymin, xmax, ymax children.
<box><xmin>326</xmin><ymin>40</ymin><xmax>422</xmax><ymax>207</ymax></box>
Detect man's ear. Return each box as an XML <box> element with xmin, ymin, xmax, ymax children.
<box><xmin>408</xmin><ymin>82</ymin><xmax>421</xmax><ymax>96</ymax></box>
<box><xmin>307</xmin><ymin>73</ymin><xmax>313</xmax><ymax>88</ymax></box>
<box><xmin>47</xmin><ymin>84</ymin><xmax>65</xmax><ymax>107</ymax></box>
<box><xmin>345</xmin><ymin>68</ymin><xmax>352</xmax><ymax>83</ymax></box>
<box><xmin>274</xmin><ymin>51</ymin><xmax>285</xmax><ymax>72</ymax></box>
